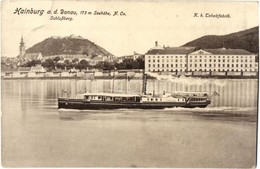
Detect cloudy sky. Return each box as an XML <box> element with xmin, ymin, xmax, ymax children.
<box><xmin>2</xmin><ymin>0</ymin><xmax>258</xmax><ymax>57</ymax></box>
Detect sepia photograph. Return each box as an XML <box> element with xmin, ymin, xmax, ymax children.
<box><xmin>1</xmin><ymin>0</ymin><xmax>258</xmax><ymax>168</ymax></box>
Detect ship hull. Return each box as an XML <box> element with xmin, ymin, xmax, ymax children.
<box><xmin>58</xmin><ymin>98</ymin><xmax>210</xmax><ymax>110</ymax></box>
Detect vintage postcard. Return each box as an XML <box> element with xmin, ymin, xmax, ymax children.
<box><xmin>1</xmin><ymin>0</ymin><xmax>258</xmax><ymax>168</ymax></box>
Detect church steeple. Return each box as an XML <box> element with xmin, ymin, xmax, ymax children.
<box><xmin>19</xmin><ymin>35</ymin><xmax>26</xmax><ymax>58</ymax></box>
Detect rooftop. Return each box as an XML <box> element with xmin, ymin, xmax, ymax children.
<box><xmin>203</xmin><ymin>48</ymin><xmax>254</xmax><ymax>55</ymax></box>
<box><xmin>79</xmin><ymin>93</ymin><xmax>141</xmax><ymax>97</ymax></box>
<box><xmin>146</xmin><ymin>47</ymin><xmax>196</xmax><ymax>55</ymax></box>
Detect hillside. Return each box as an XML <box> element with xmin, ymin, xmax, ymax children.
<box><xmin>183</xmin><ymin>26</ymin><xmax>259</xmax><ymax>55</ymax></box>
<box><xmin>26</xmin><ymin>35</ymin><xmax>113</xmax><ymax>57</ymax></box>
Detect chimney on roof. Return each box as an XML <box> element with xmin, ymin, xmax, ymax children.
<box><xmin>155</xmin><ymin>41</ymin><xmax>158</xmax><ymax>46</ymax></box>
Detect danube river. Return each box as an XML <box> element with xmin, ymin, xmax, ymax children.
<box><xmin>1</xmin><ymin>78</ymin><xmax>257</xmax><ymax>167</ymax></box>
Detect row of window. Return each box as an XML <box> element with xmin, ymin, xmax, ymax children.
<box><xmin>146</xmin><ymin>98</ymin><xmax>185</xmax><ymax>102</ymax></box>
<box><xmin>190</xmin><ymin>55</ymin><xmax>254</xmax><ymax>59</ymax></box>
<box><xmin>189</xmin><ymin>64</ymin><xmax>254</xmax><ymax>68</ymax></box>
<box><xmin>147</xmin><ymin>55</ymin><xmax>185</xmax><ymax>59</ymax></box>
<box><xmin>148</xmin><ymin>63</ymin><xmax>254</xmax><ymax>68</ymax></box>
<box><xmin>148</xmin><ymin>59</ymin><xmax>185</xmax><ymax>63</ymax></box>
<box><xmin>147</xmin><ymin>55</ymin><xmax>254</xmax><ymax>59</ymax></box>
<box><xmin>147</xmin><ymin>69</ymin><xmax>255</xmax><ymax>72</ymax></box>
<box><xmin>190</xmin><ymin>59</ymin><xmax>253</xmax><ymax>63</ymax></box>
<box><xmin>189</xmin><ymin>69</ymin><xmax>255</xmax><ymax>72</ymax></box>
<box><xmin>148</xmin><ymin>64</ymin><xmax>186</xmax><ymax>68</ymax></box>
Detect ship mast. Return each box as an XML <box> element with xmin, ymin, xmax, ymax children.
<box><xmin>142</xmin><ymin>69</ymin><xmax>147</xmax><ymax>95</ymax></box>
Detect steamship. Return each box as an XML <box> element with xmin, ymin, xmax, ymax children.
<box><xmin>58</xmin><ymin>74</ymin><xmax>214</xmax><ymax>110</ymax></box>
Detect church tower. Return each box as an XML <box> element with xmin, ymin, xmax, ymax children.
<box><xmin>19</xmin><ymin>36</ymin><xmax>26</xmax><ymax>58</ymax></box>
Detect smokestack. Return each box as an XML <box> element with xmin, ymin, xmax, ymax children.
<box><xmin>155</xmin><ymin>41</ymin><xmax>158</xmax><ymax>46</ymax></box>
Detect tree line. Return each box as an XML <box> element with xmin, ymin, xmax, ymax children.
<box><xmin>20</xmin><ymin>56</ymin><xmax>144</xmax><ymax>71</ymax></box>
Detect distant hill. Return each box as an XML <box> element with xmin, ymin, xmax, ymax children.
<box><xmin>26</xmin><ymin>35</ymin><xmax>113</xmax><ymax>57</ymax></box>
<box><xmin>183</xmin><ymin>26</ymin><xmax>259</xmax><ymax>55</ymax></box>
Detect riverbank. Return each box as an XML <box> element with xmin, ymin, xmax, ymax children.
<box><xmin>2</xmin><ymin>75</ymin><xmax>258</xmax><ymax>80</ymax></box>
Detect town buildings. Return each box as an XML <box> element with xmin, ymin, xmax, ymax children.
<box><xmin>145</xmin><ymin>41</ymin><xmax>257</xmax><ymax>73</ymax></box>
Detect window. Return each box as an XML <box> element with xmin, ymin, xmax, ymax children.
<box><xmin>205</xmin><ymin>64</ymin><xmax>207</xmax><ymax>67</ymax></box>
<box><xmin>158</xmin><ymin>64</ymin><xmax>160</xmax><ymax>67</ymax></box>
<box><xmin>148</xmin><ymin>59</ymin><xmax>151</xmax><ymax>62</ymax></box>
<box><xmin>158</xmin><ymin>59</ymin><xmax>160</xmax><ymax>62</ymax></box>
<box><xmin>171</xmin><ymin>64</ymin><xmax>173</xmax><ymax>67</ymax></box>
<box><xmin>195</xmin><ymin>64</ymin><xmax>197</xmax><ymax>67</ymax></box>
<box><xmin>176</xmin><ymin>64</ymin><xmax>178</xmax><ymax>67</ymax></box>
<box><xmin>148</xmin><ymin>64</ymin><xmax>151</xmax><ymax>67</ymax></box>
<box><xmin>162</xmin><ymin>64</ymin><xmax>164</xmax><ymax>67</ymax></box>
<box><xmin>209</xmin><ymin>59</ymin><xmax>212</xmax><ymax>62</ymax></box>
<box><xmin>153</xmin><ymin>59</ymin><xmax>155</xmax><ymax>62</ymax></box>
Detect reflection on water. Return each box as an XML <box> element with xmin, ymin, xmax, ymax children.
<box><xmin>1</xmin><ymin>79</ymin><xmax>257</xmax><ymax>167</ymax></box>
<box><xmin>2</xmin><ymin>78</ymin><xmax>257</xmax><ymax>108</ymax></box>
<box><xmin>58</xmin><ymin>107</ymin><xmax>257</xmax><ymax>123</ymax></box>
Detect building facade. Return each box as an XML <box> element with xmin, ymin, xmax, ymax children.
<box><xmin>145</xmin><ymin>42</ymin><xmax>196</xmax><ymax>72</ymax></box>
<box><xmin>187</xmin><ymin>48</ymin><xmax>255</xmax><ymax>72</ymax></box>
<box><xmin>145</xmin><ymin>42</ymin><xmax>256</xmax><ymax>73</ymax></box>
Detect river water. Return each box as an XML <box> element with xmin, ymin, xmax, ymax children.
<box><xmin>1</xmin><ymin>78</ymin><xmax>257</xmax><ymax>167</ymax></box>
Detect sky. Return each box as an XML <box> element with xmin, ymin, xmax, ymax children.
<box><xmin>1</xmin><ymin>0</ymin><xmax>259</xmax><ymax>57</ymax></box>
